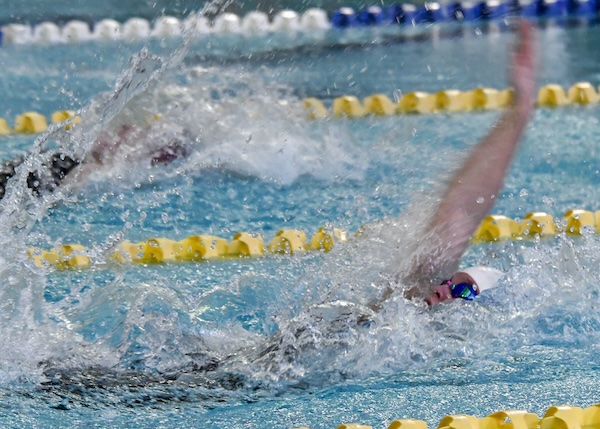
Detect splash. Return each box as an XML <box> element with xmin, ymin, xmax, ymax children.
<box><xmin>0</xmin><ymin>1</ymin><xmax>366</xmax><ymax>392</ymax></box>
<box><xmin>0</xmin><ymin>1</ymin><xmax>243</xmax><ymax>385</ymax></box>
<box><xmin>0</xmin><ymin>27</ymin><xmax>198</xmax><ymax>383</ymax></box>
<box><xmin>74</xmin><ymin>65</ymin><xmax>368</xmax><ymax>187</ymax></box>
<box><xmin>0</xmin><ymin>10</ymin><xmax>599</xmax><ymax>411</ymax></box>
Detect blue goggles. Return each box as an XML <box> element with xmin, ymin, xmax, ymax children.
<box><xmin>441</xmin><ymin>280</ymin><xmax>479</xmax><ymax>301</ymax></box>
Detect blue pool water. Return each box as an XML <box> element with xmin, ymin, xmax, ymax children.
<box><xmin>1</xmin><ymin>6</ymin><xmax>600</xmax><ymax>429</ymax></box>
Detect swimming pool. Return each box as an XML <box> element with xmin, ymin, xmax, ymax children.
<box><xmin>1</xmin><ymin>2</ymin><xmax>600</xmax><ymax>428</ymax></box>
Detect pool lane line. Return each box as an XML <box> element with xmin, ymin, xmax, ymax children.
<box><xmin>306</xmin><ymin>82</ymin><xmax>599</xmax><ymax>118</ymax></box>
<box><xmin>1</xmin><ymin>2</ymin><xmax>599</xmax><ymax>46</ymax></box>
<box><xmin>0</xmin><ymin>82</ymin><xmax>594</xmax><ymax>136</ymax></box>
<box><xmin>25</xmin><ymin>209</ymin><xmax>600</xmax><ymax>270</ymax></box>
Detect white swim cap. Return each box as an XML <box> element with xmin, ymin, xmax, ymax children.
<box><xmin>461</xmin><ymin>266</ymin><xmax>504</xmax><ymax>292</ymax></box>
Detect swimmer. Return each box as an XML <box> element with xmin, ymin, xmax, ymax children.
<box><xmin>409</xmin><ymin>20</ymin><xmax>536</xmax><ymax>307</ymax></box>
<box><xmin>247</xmin><ymin>21</ymin><xmax>538</xmax><ymax>373</ymax></box>
<box><xmin>367</xmin><ymin>20</ymin><xmax>535</xmax><ymax>310</ymax></box>
<box><xmin>88</xmin><ymin>123</ymin><xmax>190</xmax><ymax>167</ymax></box>
<box><xmin>0</xmin><ymin>123</ymin><xmax>191</xmax><ymax>201</ymax></box>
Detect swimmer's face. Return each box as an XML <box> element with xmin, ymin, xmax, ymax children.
<box><xmin>424</xmin><ymin>272</ymin><xmax>477</xmax><ymax>307</ymax></box>
<box><xmin>424</xmin><ymin>283</ymin><xmax>454</xmax><ymax>307</ymax></box>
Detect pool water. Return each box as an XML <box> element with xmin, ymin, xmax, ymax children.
<box><xmin>1</xmin><ymin>8</ymin><xmax>600</xmax><ymax>429</ymax></box>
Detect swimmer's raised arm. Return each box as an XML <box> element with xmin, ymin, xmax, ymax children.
<box><xmin>409</xmin><ymin>20</ymin><xmax>537</xmax><ymax>291</ymax></box>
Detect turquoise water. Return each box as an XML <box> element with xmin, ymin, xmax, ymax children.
<box><xmin>1</xmin><ymin>10</ymin><xmax>600</xmax><ymax>429</ymax></box>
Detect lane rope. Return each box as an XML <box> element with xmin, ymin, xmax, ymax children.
<box><xmin>305</xmin><ymin>82</ymin><xmax>599</xmax><ymax>118</ymax></box>
<box><xmin>293</xmin><ymin>403</ymin><xmax>600</xmax><ymax>429</ymax></box>
<box><xmin>27</xmin><ymin>209</ymin><xmax>600</xmax><ymax>270</ymax></box>
<box><xmin>1</xmin><ymin>0</ymin><xmax>597</xmax><ymax>46</ymax></box>
<box><xmin>0</xmin><ymin>82</ymin><xmax>596</xmax><ymax>136</ymax></box>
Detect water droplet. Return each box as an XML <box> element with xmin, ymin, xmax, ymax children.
<box><xmin>519</xmin><ymin>188</ymin><xmax>529</xmax><ymax>197</ymax></box>
<box><xmin>476</xmin><ymin>196</ymin><xmax>484</xmax><ymax>204</ymax></box>
<box><xmin>542</xmin><ymin>196</ymin><xmax>556</xmax><ymax>206</ymax></box>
